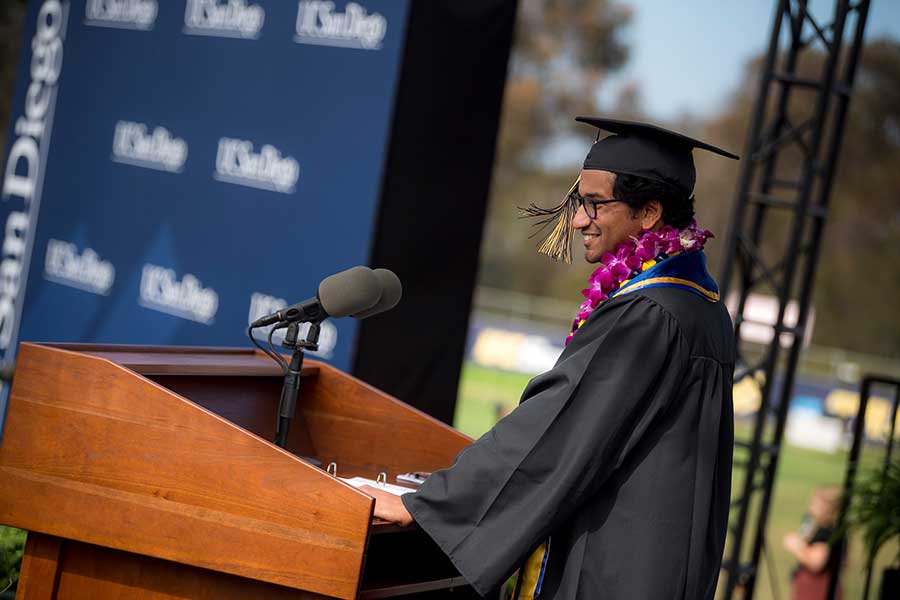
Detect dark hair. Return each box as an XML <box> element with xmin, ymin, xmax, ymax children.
<box><xmin>612</xmin><ymin>173</ymin><xmax>695</xmax><ymax>229</ymax></box>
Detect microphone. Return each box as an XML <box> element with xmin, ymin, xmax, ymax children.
<box><xmin>352</xmin><ymin>268</ymin><xmax>402</xmax><ymax>318</ymax></box>
<box><xmin>250</xmin><ymin>266</ymin><xmax>381</xmax><ymax>328</ymax></box>
<box><xmin>253</xmin><ymin>266</ymin><xmax>400</xmax><ymax>451</ymax></box>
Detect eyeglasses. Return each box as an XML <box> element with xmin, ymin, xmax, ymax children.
<box><xmin>569</xmin><ymin>190</ymin><xmax>625</xmax><ymax>219</ymax></box>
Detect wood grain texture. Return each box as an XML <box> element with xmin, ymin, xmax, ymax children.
<box><xmin>15</xmin><ymin>533</ymin><xmax>62</xmax><ymax>600</ymax></box>
<box><xmin>39</xmin><ymin>343</ymin><xmax>317</xmax><ymax>377</ymax></box>
<box><xmin>298</xmin><ymin>362</ymin><xmax>473</xmax><ymax>480</ymax></box>
<box><xmin>53</xmin><ymin>539</ymin><xmax>330</xmax><ymax>600</ymax></box>
<box><xmin>2</xmin><ymin>343</ymin><xmax>476</xmax><ymax>599</ymax></box>
<box><xmin>0</xmin><ymin>344</ymin><xmax>371</xmax><ymax>599</ymax></box>
<box><xmin>146</xmin><ymin>375</ymin><xmax>318</xmax><ymax>458</ymax></box>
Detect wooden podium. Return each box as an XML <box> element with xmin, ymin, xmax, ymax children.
<box><xmin>0</xmin><ymin>343</ymin><xmax>475</xmax><ymax>599</ymax></box>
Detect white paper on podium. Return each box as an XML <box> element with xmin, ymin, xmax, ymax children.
<box><xmin>339</xmin><ymin>476</ymin><xmax>416</xmax><ymax>496</ymax></box>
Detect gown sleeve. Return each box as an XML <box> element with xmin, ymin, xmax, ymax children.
<box><xmin>401</xmin><ymin>294</ymin><xmax>690</xmax><ymax>596</ymax></box>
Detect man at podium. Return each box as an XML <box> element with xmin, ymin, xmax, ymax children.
<box><xmin>367</xmin><ymin>118</ymin><xmax>738</xmax><ymax>599</ymax></box>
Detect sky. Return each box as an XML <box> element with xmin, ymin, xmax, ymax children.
<box><xmin>604</xmin><ymin>0</ymin><xmax>900</xmax><ymax>121</ymax></box>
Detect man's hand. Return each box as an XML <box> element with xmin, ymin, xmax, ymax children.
<box><xmin>359</xmin><ymin>485</ymin><xmax>415</xmax><ymax>527</ymax></box>
<box><xmin>782</xmin><ymin>532</ymin><xmax>805</xmax><ymax>555</ymax></box>
<box><xmin>783</xmin><ymin>531</ymin><xmax>830</xmax><ymax>572</ymax></box>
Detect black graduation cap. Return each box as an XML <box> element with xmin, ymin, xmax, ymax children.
<box><xmin>577</xmin><ymin>116</ymin><xmax>739</xmax><ymax>197</ymax></box>
<box><xmin>520</xmin><ymin>117</ymin><xmax>739</xmax><ymax>263</ymax></box>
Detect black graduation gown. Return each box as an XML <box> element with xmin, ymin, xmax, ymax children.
<box><xmin>402</xmin><ymin>285</ymin><xmax>735</xmax><ymax>599</ymax></box>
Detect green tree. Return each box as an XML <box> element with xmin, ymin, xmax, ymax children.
<box><xmin>694</xmin><ymin>39</ymin><xmax>900</xmax><ymax>358</ymax></box>
<box><xmin>479</xmin><ymin>0</ymin><xmax>635</xmax><ymax>308</ymax></box>
<box><xmin>481</xmin><ymin>22</ymin><xmax>900</xmax><ymax>360</ymax></box>
<box><xmin>0</xmin><ymin>527</ymin><xmax>25</xmax><ymax>594</ymax></box>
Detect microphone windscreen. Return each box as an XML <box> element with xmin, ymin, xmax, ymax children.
<box><xmin>353</xmin><ymin>269</ymin><xmax>402</xmax><ymax>319</ymax></box>
<box><xmin>318</xmin><ymin>266</ymin><xmax>381</xmax><ymax>318</ymax></box>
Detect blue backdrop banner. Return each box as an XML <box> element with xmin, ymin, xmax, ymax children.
<box><xmin>0</xmin><ymin>0</ymin><xmax>410</xmax><ymax>434</ymax></box>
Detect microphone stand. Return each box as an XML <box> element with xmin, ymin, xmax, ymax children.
<box><xmin>274</xmin><ymin>321</ymin><xmax>320</xmax><ymax>449</ymax></box>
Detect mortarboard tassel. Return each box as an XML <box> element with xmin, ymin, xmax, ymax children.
<box><xmin>518</xmin><ymin>176</ymin><xmax>580</xmax><ymax>264</ymax></box>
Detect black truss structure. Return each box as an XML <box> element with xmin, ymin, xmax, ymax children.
<box><xmin>718</xmin><ymin>1</ymin><xmax>871</xmax><ymax>598</ymax></box>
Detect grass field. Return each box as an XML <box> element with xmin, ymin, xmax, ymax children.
<box><xmin>454</xmin><ymin>361</ymin><xmax>898</xmax><ymax>600</ymax></box>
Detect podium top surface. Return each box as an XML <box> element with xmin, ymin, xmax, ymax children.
<box><xmin>35</xmin><ymin>343</ymin><xmax>317</xmax><ymax>377</ymax></box>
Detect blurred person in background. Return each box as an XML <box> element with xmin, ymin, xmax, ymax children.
<box><xmin>784</xmin><ymin>486</ymin><xmax>846</xmax><ymax>600</ymax></box>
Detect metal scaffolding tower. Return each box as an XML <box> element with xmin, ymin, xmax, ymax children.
<box><xmin>718</xmin><ymin>1</ymin><xmax>871</xmax><ymax>598</ymax></box>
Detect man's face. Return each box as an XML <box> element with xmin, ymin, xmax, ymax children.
<box><xmin>808</xmin><ymin>494</ymin><xmax>835</xmax><ymax>526</ymax></box>
<box><xmin>571</xmin><ymin>169</ymin><xmax>647</xmax><ymax>263</ymax></box>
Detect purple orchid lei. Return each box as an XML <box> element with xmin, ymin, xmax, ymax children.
<box><xmin>565</xmin><ymin>220</ymin><xmax>713</xmax><ymax>345</ymax></box>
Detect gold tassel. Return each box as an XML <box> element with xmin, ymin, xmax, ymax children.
<box><xmin>518</xmin><ymin>176</ymin><xmax>580</xmax><ymax>264</ymax></box>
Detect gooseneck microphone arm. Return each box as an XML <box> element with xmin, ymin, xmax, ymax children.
<box><xmin>250</xmin><ymin>297</ymin><xmax>326</xmax><ymax>328</ymax></box>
